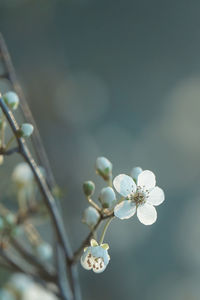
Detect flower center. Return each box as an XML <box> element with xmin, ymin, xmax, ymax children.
<box><xmin>128</xmin><ymin>186</ymin><xmax>149</xmax><ymax>206</ymax></box>
<box><xmin>86</xmin><ymin>253</ymin><xmax>104</xmax><ymax>271</ymax></box>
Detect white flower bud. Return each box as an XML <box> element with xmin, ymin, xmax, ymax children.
<box><xmin>12</xmin><ymin>162</ymin><xmax>34</xmax><ymax>188</ymax></box>
<box><xmin>0</xmin><ymin>155</ymin><xmax>4</xmax><ymax>165</ymax></box>
<box><xmin>99</xmin><ymin>187</ymin><xmax>116</xmax><ymax>209</ymax></box>
<box><xmin>18</xmin><ymin>123</ymin><xmax>34</xmax><ymax>137</ymax></box>
<box><xmin>22</xmin><ymin>283</ymin><xmax>58</xmax><ymax>300</ymax></box>
<box><xmin>130</xmin><ymin>166</ymin><xmax>143</xmax><ymax>182</ymax></box>
<box><xmin>83</xmin><ymin>181</ymin><xmax>95</xmax><ymax>197</ymax></box>
<box><xmin>82</xmin><ymin>206</ymin><xmax>100</xmax><ymax>228</ymax></box>
<box><xmin>3</xmin><ymin>91</ymin><xmax>19</xmax><ymax>110</ymax></box>
<box><xmin>8</xmin><ymin>273</ymin><xmax>32</xmax><ymax>293</ymax></box>
<box><xmin>95</xmin><ymin>157</ymin><xmax>112</xmax><ymax>180</ymax></box>
<box><xmin>36</xmin><ymin>243</ymin><xmax>53</xmax><ymax>261</ymax></box>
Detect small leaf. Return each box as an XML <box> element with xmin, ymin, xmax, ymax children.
<box><xmin>90</xmin><ymin>239</ymin><xmax>98</xmax><ymax>247</ymax></box>
<box><xmin>101</xmin><ymin>243</ymin><xmax>109</xmax><ymax>250</ymax></box>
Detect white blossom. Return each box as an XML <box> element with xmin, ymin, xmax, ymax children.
<box><xmin>81</xmin><ymin>239</ymin><xmax>110</xmax><ymax>273</ymax></box>
<box><xmin>99</xmin><ymin>187</ymin><xmax>116</xmax><ymax>209</ymax></box>
<box><xmin>82</xmin><ymin>206</ymin><xmax>100</xmax><ymax>228</ymax></box>
<box><xmin>113</xmin><ymin>170</ymin><xmax>165</xmax><ymax>225</ymax></box>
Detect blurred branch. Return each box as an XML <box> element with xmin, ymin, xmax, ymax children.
<box><xmin>0</xmin><ymin>247</ymin><xmax>37</xmax><ymax>277</ymax></box>
<box><xmin>56</xmin><ymin>243</ymin><xmax>73</xmax><ymax>300</ymax></box>
<box><xmin>0</xmin><ymin>95</ymin><xmax>79</xmax><ymax>300</ymax></box>
<box><xmin>0</xmin><ymin>96</ymin><xmax>71</xmax><ymax>253</ymax></box>
<box><xmin>0</xmin><ymin>33</ymin><xmax>55</xmax><ymax>190</ymax></box>
<box><xmin>0</xmin><ymin>34</ymin><xmax>82</xmax><ymax>300</ymax></box>
<box><xmin>10</xmin><ymin>237</ymin><xmax>56</xmax><ymax>282</ymax></box>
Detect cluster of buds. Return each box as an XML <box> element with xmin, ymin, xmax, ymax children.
<box><xmin>81</xmin><ymin>157</ymin><xmax>165</xmax><ymax>273</ymax></box>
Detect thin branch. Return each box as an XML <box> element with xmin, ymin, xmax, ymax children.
<box><xmin>0</xmin><ymin>33</ymin><xmax>55</xmax><ymax>189</ymax></box>
<box><xmin>0</xmin><ymin>35</ymin><xmax>82</xmax><ymax>300</ymax></box>
<box><xmin>0</xmin><ymin>96</ymin><xmax>81</xmax><ymax>300</ymax></box>
<box><xmin>56</xmin><ymin>243</ymin><xmax>73</xmax><ymax>300</ymax></box>
<box><xmin>0</xmin><ymin>97</ymin><xmax>72</xmax><ymax>260</ymax></box>
<box><xmin>10</xmin><ymin>238</ymin><xmax>56</xmax><ymax>282</ymax></box>
<box><xmin>0</xmin><ymin>247</ymin><xmax>36</xmax><ymax>277</ymax></box>
<box><xmin>0</xmin><ymin>146</ymin><xmax>19</xmax><ymax>155</ymax></box>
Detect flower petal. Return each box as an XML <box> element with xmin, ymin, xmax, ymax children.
<box><xmin>93</xmin><ymin>262</ymin><xmax>107</xmax><ymax>273</ymax></box>
<box><xmin>114</xmin><ymin>200</ymin><xmax>136</xmax><ymax>219</ymax></box>
<box><xmin>113</xmin><ymin>174</ymin><xmax>136</xmax><ymax>197</ymax></box>
<box><xmin>137</xmin><ymin>170</ymin><xmax>156</xmax><ymax>190</ymax></box>
<box><xmin>147</xmin><ymin>186</ymin><xmax>165</xmax><ymax>206</ymax></box>
<box><xmin>80</xmin><ymin>249</ymin><xmax>93</xmax><ymax>270</ymax></box>
<box><xmin>137</xmin><ymin>203</ymin><xmax>157</xmax><ymax>225</ymax></box>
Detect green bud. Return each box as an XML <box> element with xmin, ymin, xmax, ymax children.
<box><xmin>3</xmin><ymin>91</ymin><xmax>19</xmax><ymax>110</ymax></box>
<box><xmin>83</xmin><ymin>181</ymin><xmax>95</xmax><ymax>197</ymax></box>
<box><xmin>18</xmin><ymin>123</ymin><xmax>34</xmax><ymax>138</ymax></box>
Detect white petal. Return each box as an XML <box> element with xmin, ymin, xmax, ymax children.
<box><xmin>137</xmin><ymin>203</ymin><xmax>157</xmax><ymax>225</ymax></box>
<box><xmin>114</xmin><ymin>200</ymin><xmax>136</xmax><ymax>220</ymax></box>
<box><xmin>93</xmin><ymin>262</ymin><xmax>107</xmax><ymax>273</ymax></box>
<box><xmin>137</xmin><ymin>170</ymin><xmax>156</xmax><ymax>190</ymax></box>
<box><xmin>147</xmin><ymin>186</ymin><xmax>165</xmax><ymax>206</ymax></box>
<box><xmin>113</xmin><ymin>174</ymin><xmax>136</xmax><ymax>197</ymax></box>
<box><xmin>80</xmin><ymin>250</ymin><xmax>93</xmax><ymax>270</ymax></box>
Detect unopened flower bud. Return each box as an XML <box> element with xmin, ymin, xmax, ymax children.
<box><xmin>8</xmin><ymin>273</ymin><xmax>32</xmax><ymax>293</ymax></box>
<box><xmin>18</xmin><ymin>123</ymin><xmax>34</xmax><ymax>138</ymax></box>
<box><xmin>82</xmin><ymin>206</ymin><xmax>100</xmax><ymax>228</ymax></box>
<box><xmin>36</xmin><ymin>243</ymin><xmax>53</xmax><ymax>261</ymax></box>
<box><xmin>131</xmin><ymin>166</ymin><xmax>143</xmax><ymax>182</ymax></box>
<box><xmin>83</xmin><ymin>181</ymin><xmax>95</xmax><ymax>197</ymax></box>
<box><xmin>3</xmin><ymin>91</ymin><xmax>19</xmax><ymax>110</ymax></box>
<box><xmin>95</xmin><ymin>157</ymin><xmax>112</xmax><ymax>181</ymax></box>
<box><xmin>99</xmin><ymin>187</ymin><xmax>116</xmax><ymax>209</ymax></box>
<box><xmin>12</xmin><ymin>162</ymin><xmax>34</xmax><ymax>188</ymax></box>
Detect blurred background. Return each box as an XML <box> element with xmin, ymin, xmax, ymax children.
<box><xmin>1</xmin><ymin>0</ymin><xmax>200</xmax><ymax>299</ymax></box>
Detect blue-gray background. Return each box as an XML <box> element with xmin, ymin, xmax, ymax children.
<box><xmin>1</xmin><ymin>1</ymin><xmax>200</xmax><ymax>299</ymax></box>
